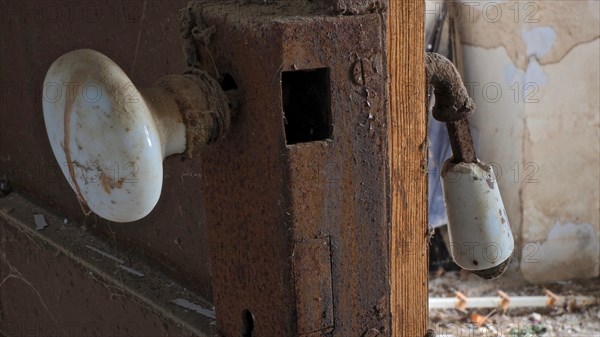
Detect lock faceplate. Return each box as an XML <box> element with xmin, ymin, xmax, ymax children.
<box><xmin>186</xmin><ymin>1</ymin><xmax>389</xmax><ymax>335</ymax></box>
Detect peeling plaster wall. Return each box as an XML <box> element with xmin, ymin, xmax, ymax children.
<box><xmin>454</xmin><ymin>0</ymin><xmax>600</xmax><ymax>282</ymax></box>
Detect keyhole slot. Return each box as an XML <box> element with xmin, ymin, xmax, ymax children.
<box><xmin>242</xmin><ymin>310</ymin><xmax>254</xmax><ymax>337</ymax></box>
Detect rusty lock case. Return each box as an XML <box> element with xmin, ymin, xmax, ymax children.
<box><xmin>186</xmin><ymin>1</ymin><xmax>391</xmax><ymax>336</ymax></box>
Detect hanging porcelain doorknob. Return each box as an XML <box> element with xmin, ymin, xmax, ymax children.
<box><xmin>426</xmin><ymin>52</ymin><xmax>514</xmax><ymax>279</ymax></box>
<box><xmin>42</xmin><ymin>49</ymin><xmax>231</xmax><ymax>222</ymax></box>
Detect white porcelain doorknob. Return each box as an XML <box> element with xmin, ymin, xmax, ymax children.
<box><xmin>43</xmin><ymin>49</ymin><xmax>230</xmax><ymax>222</ymax></box>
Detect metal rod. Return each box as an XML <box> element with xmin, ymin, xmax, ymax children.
<box><xmin>426</xmin><ymin>52</ymin><xmax>477</xmax><ymax>163</ymax></box>
<box><xmin>429</xmin><ymin>291</ymin><xmax>597</xmax><ymax>311</ymax></box>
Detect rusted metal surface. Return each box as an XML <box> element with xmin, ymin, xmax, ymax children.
<box><xmin>155</xmin><ymin>69</ymin><xmax>232</xmax><ymax>157</ymax></box>
<box><xmin>285</xmin><ymin>11</ymin><xmax>390</xmax><ymax>334</ymax></box>
<box><xmin>0</xmin><ymin>193</ymin><xmax>215</xmax><ymax>336</ymax></box>
<box><xmin>312</xmin><ymin>0</ymin><xmax>388</xmax><ymax>14</ymax></box>
<box><xmin>293</xmin><ymin>238</ymin><xmax>334</xmax><ymax>334</ymax></box>
<box><xmin>187</xmin><ymin>1</ymin><xmax>390</xmax><ymax>335</ymax></box>
<box><xmin>426</xmin><ymin>52</ymin><xmax>476</xmax><ymax>163</ymax></box>
<box><xmin>446</xmin><ymin>119</ymin><xmax>477</xmax><ymax>164</ymax></box>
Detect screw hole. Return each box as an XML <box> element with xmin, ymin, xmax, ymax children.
<box><xmin>242</xmin><ymin>310</ymin><xmax>254</xmax><ymax>337</ymax></box>
<box><xmin>220</xmin><ymin>73</ymin><xmax>238</xmax><ymax>91</ymax></box>
<box><xmin>220</xmin><ymin>73</ymin><xmax>239</xmax><ymax>115</ymax></box>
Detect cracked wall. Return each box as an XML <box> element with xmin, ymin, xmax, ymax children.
<box><xmin>453</xmin><ymin>0</ymin><xmax>600</xmax><ymax>282</ymax></box>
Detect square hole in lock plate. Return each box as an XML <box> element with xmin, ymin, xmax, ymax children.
<box><xmin>282</xmin><ymin>68</ymin><xmax>331</xmax><ymax>144</ymax></box>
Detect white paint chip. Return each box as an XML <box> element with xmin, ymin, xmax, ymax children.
<box><xmin>85</xmin><ymin>245</ymin><xmax>125</xmax><ymax>264</ymax></box>
<box><xmin>118</xmin><ymin>264</ymin><xmax>145</xmax><ymax>277</ymax></box>
<box><xmin>33</xmin><ymin>214</ymin><xmax>49</xmax><ymax>231</ymax></box>
<box><xmin>172</xmin><ymin>298</ymin><xmax>216</xmax><ymax>319</ymax></box>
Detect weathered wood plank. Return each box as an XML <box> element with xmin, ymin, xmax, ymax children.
<box><xmin>387</xmin><ymin>1</ymin><xmax>429</xmax><ymax>336</ymax></box>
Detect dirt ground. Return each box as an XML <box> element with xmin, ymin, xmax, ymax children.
<box><xmin>428</xmin><ymin>269</ymin><xmax>600</xmax><ymax>337</ymax></box>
